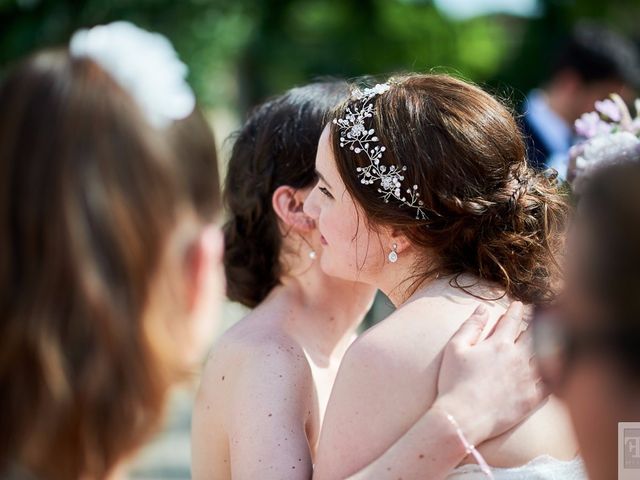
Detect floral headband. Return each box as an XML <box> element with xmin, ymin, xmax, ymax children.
<box><xmin>333</xmin><ymin>83</ymin><xmax>427</xmax><ymax>220</ymax></box>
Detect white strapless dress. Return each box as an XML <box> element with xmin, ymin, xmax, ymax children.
<box><xmin>446</xmin><ymin>455</ymin><xmax>586</xmax><ymax>479</ymax></box>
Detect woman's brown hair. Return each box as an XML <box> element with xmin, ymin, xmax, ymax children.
<box><xmin>0</xmin><ymin>49</ymin><xmax>193</xmax><ymax>479</ymax></box>
<box><xmin>224</xmin><ymin>81</ymin><xmax>350</xmax><ymax>308</ymax></box>
<box><xmin>331</xmin><ymin>74</ymin><xmax>568</xmax><ymax>304</ymax></box>
<box><xmin>167</xmin><ymin>107</ymin><xmax>220</xmax><ymax>221</ymax></box>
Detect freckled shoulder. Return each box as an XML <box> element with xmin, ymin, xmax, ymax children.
<box><xmin>197</xmin><ymin>318</ymin><xmax>316</xmax><ymax>426</ymax></box>
<box><xmin>192</xmin><ymin>316</ymin><xmax>317</xmax><ymax>479</ymax></box>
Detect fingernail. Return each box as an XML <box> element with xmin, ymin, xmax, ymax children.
<box><xmin>475</xmin><ymin>304</ymin><xmax>487</xmax><ymax>314</ymax></box>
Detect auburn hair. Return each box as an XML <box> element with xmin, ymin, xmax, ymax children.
<box><xmin>167</xmin><ymin>107</ymin><xmax>220</xmax><ymax>221</ymax></box>
<box><xmin>330</xmin><ymin>74</ymin><xmax>569</xmax><ymax>304</ymax></box>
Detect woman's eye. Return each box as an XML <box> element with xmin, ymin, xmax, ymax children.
<box><xmin>319</xmin><ymin>186</ymin><xmax>333</xmax><ymax>199</ymax></box>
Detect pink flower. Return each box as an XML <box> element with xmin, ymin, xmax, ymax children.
<box><xmin>575</xmin><ymin>112</ymin><xmax>612</xmax><ymax>139</ymax></box>
<box><xmin>594</xmin><ymin>98</ymin><xmax>622</xmax><ymax>121</ymax></box>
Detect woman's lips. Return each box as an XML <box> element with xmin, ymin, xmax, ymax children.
<box><xmin>320</xmin><ymin>235</ymin><xmax>328</xmax><ymax>246</ymax></box>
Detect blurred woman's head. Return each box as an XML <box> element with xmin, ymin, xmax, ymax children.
<box><xmin>0</xmin><ymin>25</ymin><xmax>222</xmax><ymax>480</ymax></box>
<box><xmin>167</xmin><ymin>107</ymin><xmax>221</xmax><ymax>221</ymax></box>
<box><xmin>305</xmin><ymin>74</ymin><xmax>568</xmax><ymax>304</ymax></box>
<box><xmin>534</xmin><ymin>159</ymin><xmax>640</xmax><ymax>480</ymax></box>
<box><xmin>224</xmin><ymin>81</ymin><xmax>350</xmax><ymax>308</ymax></box>
<box><xmin>165</xmin><ymin>108</ymin><xmax>225</xmax><ymax>363</ymax></box>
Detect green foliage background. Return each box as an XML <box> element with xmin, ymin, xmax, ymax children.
<box><xmin>1</xmin><ymin>0</ymin><xmax>638</xmax><ymax>113</ymax></box>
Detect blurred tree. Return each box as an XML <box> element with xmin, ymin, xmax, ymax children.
<box><xmin>236</xmin><ymin>0</ymin><xmax>514</xmax><ymax>108</ymax></box>
<box><xmin>0</xmin><ymin>0</ymin><xmax>252</xmax><ymax>106</ymax></box>
<box><xmin>492</xmin><ymin>0</ymin><xmax>640</xmax><ymax>105</ymax></box>
<box><xmin>1</xmin><ymin>0</ymin><xmax>638</xmax><ymax>113</ymax></box>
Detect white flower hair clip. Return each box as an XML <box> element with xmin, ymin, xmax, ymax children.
<box><xmin>70</xmin><ymin>21</ymin><xmax>196</xmax><ymax>129</ymax></box>
<box><xmin>333</xmin><ymin>83</ymin><xmax>426</xmax><ymax>220</ymax></box>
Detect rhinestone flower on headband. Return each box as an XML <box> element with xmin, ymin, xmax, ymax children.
<box><xmin>333</xmin><ymin>84</ymin><xmax>426</xmax><ymax>220</ymax></box>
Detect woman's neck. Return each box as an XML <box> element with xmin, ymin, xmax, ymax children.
<box><xmin>375</xmin><ymin>249</ymin><xmax>436</xmax><ymax>307</ymax></box>
<box><xmin>276</xmin><ymin>258</ymin><xmax>376</xmax><ymax>363</ymax></box>
<box><xmin>376</xmin><ymin>250</ymin><xmax>500</xmax><ymax>308</ymax></box>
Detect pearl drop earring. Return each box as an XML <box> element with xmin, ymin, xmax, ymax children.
<box><xmin>388</xmin><ymin>243</ymin><xmax>398</xmax><ymax>263</ymax></box>
<box><xmin>309</xmin><ymin>250</ymin><xmax>317</xmax><ymax>260</ymax></box>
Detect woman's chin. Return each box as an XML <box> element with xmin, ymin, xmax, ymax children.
<box><xmin>319</xmin><ymin>256</ymin><xmax>353</xmax><ymax>282</ymax></box>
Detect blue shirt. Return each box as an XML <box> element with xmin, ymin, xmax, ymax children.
<box><xmin>523</xmin><ymin>90</ymin><xmax>573</xmax><ymax>179</ymax></box>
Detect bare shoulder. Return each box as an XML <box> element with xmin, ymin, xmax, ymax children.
<box><xmin>331</xmin><ymin>296</ymin><xmax>460</xmax><ymax>414</ymax></box>
<box><xmin>197</xmin><ymin>311</ymin><xmax>315</xmax><ymax>419</ymax></box>
<box><xmin>193</xmin><ymin>301</ymin><xmax>325</xmax><ymax>478</ymax></box>
<box><xmin>314</xmin><ymin>297</ymin><xmax>460</xmax><ymax>478</ymax></box>
<box><xmin>351</xmin><ymin>293</ymin><xmax>484</xmax><ymax>363</ymax></box>
<box><xmin>314</xmin><ymin>287</ymin><xmax>509</xmax><ymax>478</ymax></box>
<box><xmin>324</xmin><ymin>288</ymin><xmax>507</xmax><ymax>441</ymax></box>
<box><xmin>192</xmin><ymin>312</ymin><xmax>317</xmax><ymax>478</ymax></box>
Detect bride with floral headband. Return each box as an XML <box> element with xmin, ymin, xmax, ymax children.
<box><xmin>306</xmin><ymin>75</ymin><xmax>586</xmax><ymax>479</ymax></box>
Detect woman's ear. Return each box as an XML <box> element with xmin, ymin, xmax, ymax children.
<box><xmin>272</xmin><ymin>185</ymin><xmax>315</xmax><ymax>233</ymax></box>
<box><xmin>388</xmin><ymin>229</ymin><xmax>411</xmax><ymax>254</ymax></box>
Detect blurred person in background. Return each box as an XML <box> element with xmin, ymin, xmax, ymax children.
<box><xmin>534</xmin><ymin>161</ymin><xmax>640</xmax><ymax>480</ymax></box>
<box><xmin>0</xmin><ymin>22</ymin><xmax>224</xmax><ymax>480</ymax></box>
<box><xmin>533</xmin><ymin>98</ymin><xmax>640</xmax><ymax>480</ymax></box>
<box><xmin>521</xmin><ymin>22</ymin><xmax>640</xmax><ymax>176</ymax></box>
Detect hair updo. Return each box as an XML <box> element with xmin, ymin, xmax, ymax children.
<box><xmin>330</xmin><ymin>74</ymin><xmax>569</xmax><ymax>304</ymax></box>
<box><xmin>224</xmin><ymin>81</ymin><xmax>350</xmax><ymax>308</ymax></box>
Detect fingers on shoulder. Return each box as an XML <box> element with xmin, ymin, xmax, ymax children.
<box><xmin>449</xmin><ymin>304</ymin><xmax>490</xmax><ymax>348</ymax></box>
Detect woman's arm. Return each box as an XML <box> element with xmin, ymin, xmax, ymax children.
<box><xmin>342</xmin><ymin>405</ymin><xmax>473</xmax><ymax>480</ymax></box>
<box><xmin>317</xmin><ymin>302</ymin><xmax>544</xmax><ymax>480</ymax></box>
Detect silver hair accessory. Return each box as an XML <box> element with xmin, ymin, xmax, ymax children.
<box><xmin>70</xmin><ymin>21</ymin><xmax>196</xmax><ymax>129</ymax></box>
<box><xmin>333</xmin><ymin>83</ymin><xmax>426</xmax><ymax>220</ymax></box>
